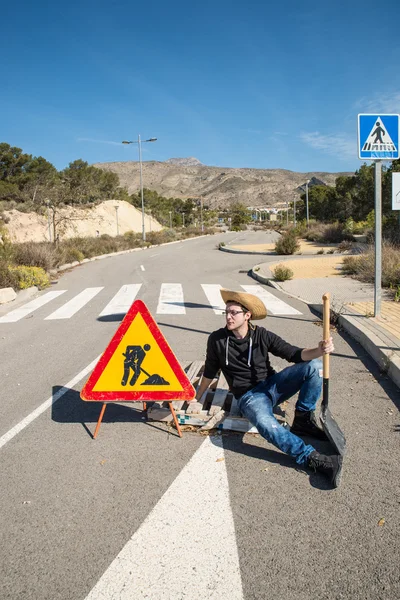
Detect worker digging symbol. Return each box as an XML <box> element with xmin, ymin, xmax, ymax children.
<box><xmin>372</xmin><ymin>121</ymin><xmax>385</xmax><ymax>144</ymax></box>
<box><xmin>121</xmin><ymin>344</ymin><xmax>170</xmax><ymax>386</ymax></box>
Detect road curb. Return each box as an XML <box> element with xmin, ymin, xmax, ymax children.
<box><xmin>219</xmin><ymin>244</ymin><xmax>274</xmax><ymax>256</ymax></box>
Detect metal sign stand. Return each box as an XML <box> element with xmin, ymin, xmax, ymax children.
<box><xmin>358</xmin><ymin>114</ymin><xmax>400</xmax><ymax>319</ymax></box>
<box><xmin>374</xmin><ymin>160</ymin><xmax>382</xmax><ymax>318</ymax></box>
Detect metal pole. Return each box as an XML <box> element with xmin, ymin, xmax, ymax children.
<box><xmin>201</xmin><ymin>198</ymin><xmax>204</xmax><ymax>232</ymax></box>
<box><xmin>306</xmin><ymin>180</ymin><xmax>310</xmax><ymax>227</ymax></box>
<box><xmin>286</xmin><ymin>199</ymin><xmax>288</xmax><ymax>225</ymax></box>
<box><xmin>138</xmin><ymin>134</ymin><xmax>145</xmax><ymax>242</ymax></box>
<box><xmin>115</xmin><ymin>205</ymin><xmax>119</xmax><ymax>236</ymax></box>
<box><xmin>374</xmin><ymin>160</ymin><xmax>382</xmax><ymax>318</ymax></box>
<box><xmin>294</xmin><ymin>198</ymin><xmax>297</xmax><ymax>227</ymax></box>
<box><xmin>169</xmin><ymin>211</ymin><xmax>172</xmax><ymax>228</ymax></box>
<box><xmin>182</xmin><ymin>213</ymin><xmax>185</xmax><ymax>227</ymax></box>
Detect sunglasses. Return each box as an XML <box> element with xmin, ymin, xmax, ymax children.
<box><xmin>223</xmin><ymin>309</ymin><xmax>246</xmax><ymax>317</ymax></box>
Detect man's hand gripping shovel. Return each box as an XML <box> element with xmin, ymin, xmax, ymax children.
<box><xmin>320</xmin><ymin>293</ymin><xmax>346</xmax><ymax>456</ymax></box>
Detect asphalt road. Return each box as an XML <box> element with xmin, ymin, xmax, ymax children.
<box><xmin>0</xmin><ymin>231</ymin><xmax>399</xmax><ymax>599</ymax></box>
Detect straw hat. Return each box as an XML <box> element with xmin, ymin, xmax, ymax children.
<box><xmin>220</xmin><ymin>289</ymin><xmax>267</xmax><ymax>320</ymax></box>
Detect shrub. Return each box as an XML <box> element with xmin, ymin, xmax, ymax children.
<box><xmin>341</xmin><ymin>243</ymin><xmax>400</xmax><ymax>288</ymax></box>
<box><xmin>12</xmin><ymin>242</ymin><xmax>56</xmax><ymax>271</ymax></box>
<box><xmin>337</xmin><ymin>239</ymin><xmax>353</xmax><ymax>252</ymax></box>
<box><xmin>63</xmin><ymin>247</ymin><xmax>85</xmax><ymax>263</ymax></box>
<box><xmin>275</xmin><ymin>230</ymin><xmax>300</xmax><ymax>255</ymax></box>
<box><xmin>9</xmin><ymin>265</ymin><xmax>50</xmax><ymax>290</ymax></box>
<box><xmin>273</xmin><ymin>264</ymin><xmax>294</xmax><ymax>281</ymax></box>
<box><xmin>317</xmin><ymin>249</ymin><xmax>324</xmax><ymax>254</ymax></box>
<box><xmin>0</xmin><ymin>260</ymin><xmax>19</xmax><ymax>289</ymax></box>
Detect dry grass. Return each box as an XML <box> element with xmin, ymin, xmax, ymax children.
<box><xmin>342</xmin><ymin>243</ymin><xmax>400</xmax><ymax>289</ymax></box>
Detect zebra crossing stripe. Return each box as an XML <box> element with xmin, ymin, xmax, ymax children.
<box><xmin>84</xmin><ymin>436</ymin><xmax>244</xmax><ymax>599</ymax></box>
<box><xmin>156</xmin><ymin>283</ymin><xmax>186</xmax><ymax>314</ymax></box>
<box><xmin>45</xmin><ymin>287</ymin><xmax>104</xmax><ymax>320</ymax></box>
<box><xmin>201</xmin><ymin>284</ymin><xmax>225</xmax><ymax>314</ymax></box>
<box><xmin>0</xmin><ymin>283</ymin><xmax>302</xmax><ymax>322</ymax></box>
<box><xmin>0</xmin><ymin>290</ymin><xmax>67</xmax><ymax>323</ymax></box>
<box><xmin>98</xmin><ymin>284</ymin><xmax>142</xmax><ymax>317</ymax></box>
<box><xmin>240</xmin><ymin>285</ymin><xmax>301</xmax><ymax>315</ymax></box>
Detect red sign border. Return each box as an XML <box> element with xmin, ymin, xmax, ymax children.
<box><xmin>81</xmin><ymin>300</ymin><xmax>196</xmax><ymax>402</ymax></box>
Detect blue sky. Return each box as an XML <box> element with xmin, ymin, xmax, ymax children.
<box><xmin>2</xmin><ymin>0</ymin><xmax>400</xmax><ymax>174</ymax></box>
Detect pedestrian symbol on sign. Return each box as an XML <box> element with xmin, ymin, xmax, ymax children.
<box><xmin>362</xmin><ymin>119</ymin><xmax>396</xmax><ymax>153</ymax></box>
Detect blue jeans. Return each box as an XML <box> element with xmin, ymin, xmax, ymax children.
<box><xmin>238</xmin><ymin>359</ymin><xmax>322</xmax><ymax>465</ymax></box>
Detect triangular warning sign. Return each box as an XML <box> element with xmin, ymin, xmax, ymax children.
<box><xmin>81</xmin><ymin>300</ymin><xmax>196</xmax><ymax>402</ymax></box>
<box><xmin>362</xmin><ymin>117</ymin><xmax>397</xmax><ymax>153</ymax></box>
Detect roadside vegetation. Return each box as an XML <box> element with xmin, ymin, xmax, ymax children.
<box><xmin>0</xmin><ymin>225</ymin><xmax>214</xmax><ymax>291</ymax></box>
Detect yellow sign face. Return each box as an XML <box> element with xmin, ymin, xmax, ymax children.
<box><xmin>81</xmin><ymin>300</ymin><xmax>195</xmax><ymax>402</ymax></box>
<box><xmin>93</xmin><ymin>313</ymin><xmax>183</xmax><ymax>393</ymax></box>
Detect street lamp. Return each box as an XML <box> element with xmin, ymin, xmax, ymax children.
<box><xmin>305</xmin><ymin>179</ymin><xmax>310</xmax><ymax>227</ymax></box>
<box><xmin>122</xmin><ymin>135</ymin><xmax>157</xmax><ymax>241</ymax></box>
<box><xmin>115</xmin><ymin>205</ymin><xmax>119</xmax><ymax>236</ymax></box>
<box><xmin>182</xmin><ymin>212</ymin><xmax>185</xmax><ymax>228</ymax></box>
<box><xmin>169</xmin><ymin>210</ymin><xmax>172</xmax><ymax>229</ymax></box>
<box><xmin>293</xmin><ymin>196</ymin><xmax>297</xmax><ymax>227</ymax></box>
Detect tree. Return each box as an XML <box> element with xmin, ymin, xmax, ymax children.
<box><xmin>0</xmin><ymin>143</ymin><xmax>32</xmax><ymax>181</ymax></box>
<box><xmin>230</xmin><ymin>202</ymin><xmax>252</xmax><ymax>230</ymax></box>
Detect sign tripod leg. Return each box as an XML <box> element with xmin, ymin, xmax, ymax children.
<box><xmin>93</xmin><ymin>403</ymin><xmax>107</xmax><ymax>439</ymax></box>
<box><xmin>92</xmin><ymin>401</ymin><xmax>182</xmax><ymax>439</ymax></box>
<box><xmin>168</xmin><ymin>402</ymin><xmax>183</xmax><ymax>437</ymax></box>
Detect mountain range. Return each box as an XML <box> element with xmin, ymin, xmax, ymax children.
<box><xmin>94</xmin><ymin>159</ymin><xmax>353</xmax><ymax>208</ymax></box>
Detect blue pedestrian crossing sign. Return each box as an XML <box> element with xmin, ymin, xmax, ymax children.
<box><xmin>358</xmin><ymin>114</ymin><xmax>399</xmax><ymax>160</ymax></box>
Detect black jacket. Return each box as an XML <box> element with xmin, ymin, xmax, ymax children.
<box><xmin>203</xmin><ymin>325</ymin><xmax>304</xmax><ymax>398</ymax></box>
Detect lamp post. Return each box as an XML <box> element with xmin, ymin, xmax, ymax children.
<box><xmin>182</xmin><ymin>212</ymin><xmax>185</xmax><ymax>228</ymax></box>
<box><xmin>122</xmin><ymin>135</ymin><xmax>157</xmax><ymax>242</ymax></box>
<box><xmin>200</xmin><ymin>198</ymin><xmax>204</xmax><ymax>232</ymax></box>
<box><xmin>169</xmin><ymin>210</ymin><xmax>172</xmax><ymax>229</ymax></box>
<box><xmin>293</xmin><ymin>196</ymin><xmax>297</xmax><ymax>227</ymax></box>
<box><xmin>115</xmin><ymin>205</ymin><xmax>119</xmax><ymax>236</ymax></box>
<box><xmin>305</xmin><ymin>179</ymin><xmax>310</xmax><ymax>227</ymax></box>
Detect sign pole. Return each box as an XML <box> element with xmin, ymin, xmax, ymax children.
<box><xmin>374</xmin><ymin>160</ymin><xmax>382</xmax><ymax>318</ymax></box>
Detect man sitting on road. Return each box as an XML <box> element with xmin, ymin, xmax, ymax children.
<box><xmin>196</xmin><ymin>289</ymin><xmax>343</xmax><ymax>487</ymax></box>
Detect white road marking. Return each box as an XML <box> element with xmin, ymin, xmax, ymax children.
<box><xmin>0</xmin><ymin>290</ymin><xmax>67</xmax><ymax>323</ymax></box>
<box><xmin>241</xmin><ymin>284</ymin><xmax>302</xmax><ymax>315</ymax></box>
<box><xmin>140</xmin><ymin>265</ymin><xmax>145</xmax><ymax>271</ymax></box>
<box><xmin>0</xmin><ymin>356</ymin><xmax>101</xmax><ymax>450</ymax></box>
<box><xmin>201</xmin><ymin>283</ymin><xmax>225</xmax><ymax>314</ymax></box>
<box><xmin>45</xmin><ymin>287</ymin><xmax>104</xmax><ymax>320</ymax></box>
<box><xmin>156</xmin><ymin>283</ymin><xmax>186</xmax><ymax>314</ymax></box>
<box><xmin>85</xmin><ymin>436</ymin><xmax>244</xmax><ymax>600</ymax></box>
<box><xmin>98</xmin><ymin>284</ymin><xmax>142</xmax><ymax>317</ymax></box>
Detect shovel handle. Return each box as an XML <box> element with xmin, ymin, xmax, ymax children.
<box><xmin>322</xmin><ymin>293</ymin><xmax>330</xmax><ymax>380</ymax></box>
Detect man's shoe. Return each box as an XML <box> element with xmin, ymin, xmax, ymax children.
<box><xmin>291</xmin><ymin>410</ymin><xmax>329</xmax><ymax>441</ymax></box>
<box><xmin>307</xmin><ymin>451</ymin><xmax>343</xmax><ymax>488</ymax></box>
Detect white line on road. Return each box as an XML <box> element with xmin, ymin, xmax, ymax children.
<box><xmin>140</xmin><ymin>265</ymin><xmax>145</xmax><ymax>271</ymax></box>
<box><xmin>45</xmin><ymin>287</ymin><xmax>104</xmax><ymax>320</ymax></box>
<box><xmin>98</xmin><ymin>284</ymin><xmax>142</xmax><ymax>317</ymax></box>
<box><xmin>241</xmin><ymin>284</ymin><xmax>302</xmax><ymax>315</ymax></box>
<box><xmin>0</xmin><ymin>290</ymin><xmax>67</xmax><ymax>323</ymax></box>
<box><xmin>85</xmin><ymin>436</ymin><xmax>244</xmax><ymax>600</ymax></box>
<box><xmin>156</xmin><ymin>283</ymin><xmax>186</xmax><ymax>314</ymax></box>
<box><xmin>0</xmin><ymin>356</ymin><xmax>100</xmax><ymax>451</ymax></box>
<box><xmin>201</xmin><ymin>283</ymin><xmax>225</xmax><ymax>314</ymax></box>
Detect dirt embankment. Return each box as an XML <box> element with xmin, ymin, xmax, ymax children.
<box><xmin>4</xmin><ymin>200</ymin><xmax>163</xmax><ymax>243</ymax></box>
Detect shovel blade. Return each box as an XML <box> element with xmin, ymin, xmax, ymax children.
<box><xmin>320</xmin><ymin>406</ymin><xmax>346</xmax><ymax>456</ymax></box>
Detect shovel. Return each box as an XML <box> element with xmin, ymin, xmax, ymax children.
<box><xmin>320</xmin><ymin>292</ymin><xmax>346</xmax><ymax>456</ymax></box>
